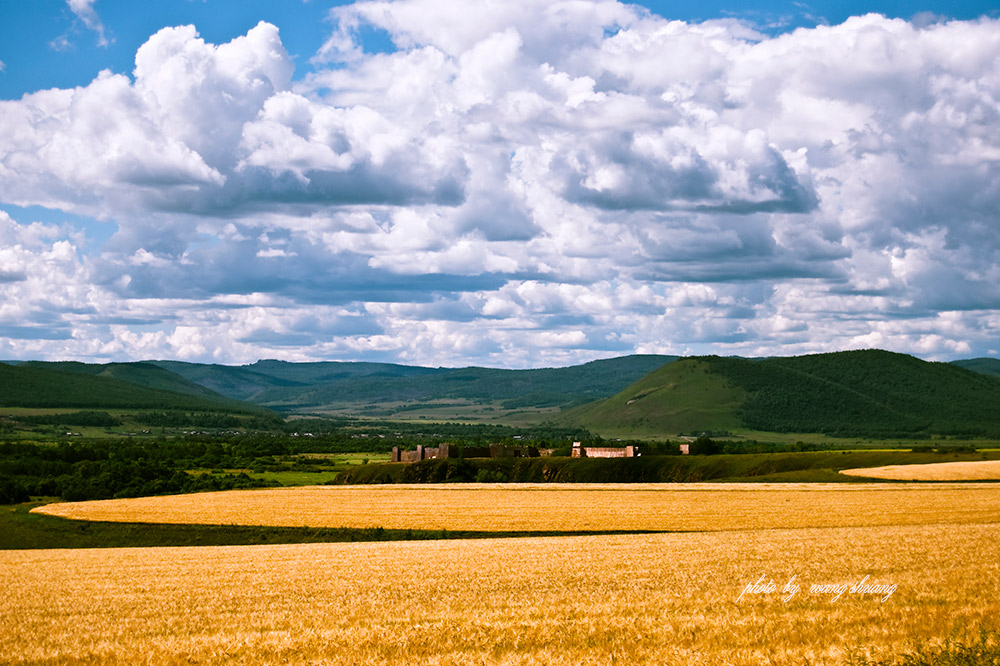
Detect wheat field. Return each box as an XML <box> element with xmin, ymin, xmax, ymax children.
<box><xmin>11</xmin><ymin>483</ymin><xmax>1000</xmax><ymax>665</ymax></box>
<box><xmin>840</xmin><ymin>459</ymin><xmax>1000</xmax><ymax>481</ymax></box>
<box><xmin>31</xmin><ymin>482</ymin><xmax>1000</xmax><ymax>532</ymax></box>
<box><xmin>2</xmin><ymin>521</ymin><xmax>999</xmax><ymax>665</ymax></box>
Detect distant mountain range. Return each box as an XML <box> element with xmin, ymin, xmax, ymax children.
<box><xmin>1</xmin><ymin>355</ymin><xmax>677</xmax><ymax>421</ymax></box>
<box><xmin>149</xmin><ymin>355</ymin><xmax>679</xmax><ymax>412</ymax></box>
<box><xmin>4</xmin><ymin>351</ymin><xmax>1000</xmax><ymax>437</ymax></box>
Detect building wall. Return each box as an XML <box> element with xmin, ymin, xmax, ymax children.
<box><xmin>391</xmin><ymin>443</ymin><xmax>540</xmax><ymax>462</ymax></box>
<box><xmin>570</xmin><ymin>443</ymin><xmax>640</xmax><ymax>458</ymax></box>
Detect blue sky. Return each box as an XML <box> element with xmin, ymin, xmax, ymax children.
<box><xmin>1</xmin><ymin>0</ymin><xmax>999</xmax><ymax>366</ymax></box>
<box><xmin>3</xmin><ymin>1</ymin><xmax>999</xmax><ymax>99</ymax></box>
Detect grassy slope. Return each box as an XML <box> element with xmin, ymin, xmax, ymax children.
<box><xmin>564</xmin><ymin>358</ymin><xmax>746</xmax><ymax>437</ymax></box>
<box><xmin>568</xmin><ymin>350</ymin><xmax>1000</xmax><ymax>438</ymax></box>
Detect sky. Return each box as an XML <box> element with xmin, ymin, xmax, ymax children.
<box><xmin>1</xmin><ymin>0</ymin><xmax>999</xmax><ymax>368</ymax></box>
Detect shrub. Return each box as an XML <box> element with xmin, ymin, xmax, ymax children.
<box><xmin>0</xmin><ymin>477</ymin><xmax>30</xmax><ymax>504</ymax></box>
<box><xmin>475</xmin><ymin>469</ymin><xmax>509</xmax><ymax>483</ymax></box>
<box><xmin>689</xmin><ymin>437</ymin><xmax>721</xmax><ymax>455</ymax></box>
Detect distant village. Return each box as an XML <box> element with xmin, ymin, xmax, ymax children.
<box><xmin>391</xmin><ymin>441</ymin><xmax>690</xmax><ymax>462</ymax></box>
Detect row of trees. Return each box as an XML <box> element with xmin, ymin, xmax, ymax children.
<box><xmin>0</xmin><ymin>424</ymin><xmax>599</xmax><ymax>503</ymax></box>
<box><xmin>0</xmin><ymin>439</ymin><xmax>288</xmax><ymax>503</ymax></box>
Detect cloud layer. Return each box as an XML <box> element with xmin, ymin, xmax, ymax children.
<box><xmin>1</xmin><ymin>1</ymin><xmax>999</xmax><ymax>365</ymax></box>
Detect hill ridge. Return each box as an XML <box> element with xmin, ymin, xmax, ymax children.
<box><xmin>0</xmin><ymin>361</ymin><xmax>263</xmax><ymax>413</ymax></box>
<box><xmin>150</xmin><ymin>354</ymin><xmax>680</xmax><ymax>415</ymax></box>
<box><xmin>5</xmin><ymin>351</ymin><xmax>1000</xmax><ymax>434</ymax></box>
<box><xmin>570</xmin><ymin>350</ymin><xmax>1000</xmax><ymax>438</ymax></box>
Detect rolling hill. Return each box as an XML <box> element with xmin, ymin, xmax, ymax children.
<box><xmin>6</xmin><ymin>351</ymin><xmax>1000</xmax><ymax>435</ymax></box>
<box><xmin>19</xmin><ymin>361</ymin><xmax>235</xmax><ymax>402</ymax></box>
<box><xmin>150</xmin><ymin>355</ymin><xmax>680</xmax><ymax>414</ymax></box>
<box><xmin>0</xmin><ymin>362</ymin><xmax>266</xmax><ymax>413</ymax></box>
<box><xmin>569</xmin><ymin>350</ymin><xmax>1000</xmax><ymax>438</ymax></box>
<box><xmin>2</xmin><ymin>355</ymin><xmax>678</xmax><ymax>421</ymax></box>
<box><xmin>951</xmin><ymin>357</ymin><xmax>1000</xmax><ymax>378</ymax></box>
<box><xmin>149</xmin><ymin>359</ymin><xmax>442</xmax><ymax>402</ymax></box>
<box><xmin>563</xmin><ymin>357</ymin><xmax>747</xmax><ymax>435</ymax></box>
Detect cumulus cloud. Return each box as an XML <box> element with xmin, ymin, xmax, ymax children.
<box><xmin>0</xmin><ymin>211</ymin><xmax>100</xmax><ymax>347</ymax></box>
<box><xmin>1</xmin><ymin>2</ymin><xmax>1000</xmax><ymax>364</ymax></box>
<box><xmin>1</xmin><ymin>22</ymin><xmax>465</xmax><ymax>218</ymax></box>
<box><xmin>558</xmin><ymin>128</ymin><xmax>818</xmax><ymax>213</ymax></box>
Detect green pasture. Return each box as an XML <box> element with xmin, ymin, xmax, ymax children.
<box><xmin>185</xmin><ymin>452</ymin><xmax>389</xmax><ymax>487</ymax></box>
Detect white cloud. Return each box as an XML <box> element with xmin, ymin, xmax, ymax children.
<box><xmin>0</xmin><ymin>21</ymin><xmax>467</xmax><ymax>218</ymax></box>
<box><xmin>1</xmin><ymin>4</ymin><xmax>1000</xmax><ymax>365</ymax></box>
<box><xmin>67</xmin><ymin>0</ymin><xmax>109</xmax><ymax>47</ymax></box>
<box><xmin>133</xmin><ymin>23</ymin><xmax>292</xmax><ymax>168</ymax></box>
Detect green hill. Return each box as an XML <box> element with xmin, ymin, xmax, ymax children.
<box><xmin>565</xmin><ymin>357</ymin><xmax>747</xmax><ymax>435</ymax></box>
<box><xmin>952</xmin><ymin>357</ymin><xmax>1000</xmax><ymax>378</ymax></box>
<box><xmin>2</xmin><ymin>355</ymin><xmax>680</xmax><ymax>422</ymax></box>
<box><xmin>0</xmin><ymin>362</ymin><xmax>263</xmax><ymax>413</ymax></box>
<box><xmin>570</xmin><ymin>350</ymin><xmax>1000</xmax><ymax>438</ymax></box>
<box><xmin>152</xmin><ymin>355</ymin><xmax>679</xmax><ymax>413</ymax></box>
<box><xmin>10</xmin><ymin>351</ymin><xmax>993</xmax><ymax>437</ymax></box>
<box><xmin>20</xmin><ymin>361</ymin><xmax>234</xmax><ymax>402</ymax></box>
<box><xmin>149</xmin><ymin>359</ymin><xmax>442</xmax><ymax>401</ymax></box>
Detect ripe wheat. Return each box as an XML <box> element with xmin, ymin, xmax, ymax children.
<box><xmin>33</xmin><ymin>482</ymin><xmax>1000</xmax><ymax>532</ymax></box>
<box><xmin>840</xmin><ymin>460</ymin><xmax>1000</xmax><ymax>481</ymax></box>
<box><xmin>2</xmin><ymin>521</ymin><xmax>998</xmax><ymax>665</ymax></box>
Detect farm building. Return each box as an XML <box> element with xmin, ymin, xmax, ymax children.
<box><xmin>391</xmin><ymin>440</ymin><xmax>683</xmax><ymax>462</ymax></box>
<box><xmin>571</xmin><ymin>441</ymin><xmax>641</xmax><ymax>458</ymax></box>
<box><xmin>390</xmin><ymin>443</ymin><xmax>543</xmax><ymax>462</ymax></box>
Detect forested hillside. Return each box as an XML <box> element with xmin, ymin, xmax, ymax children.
<box><xmin>716</xmin><ymin>350</ymin><xmax>1000</xmax><ymax>435</ymax></box>
<box><xmin>571</xmin><ymin>350</ymin><xmax>1000</xmax><ymax>437</ymax></box>
<box><xmin>153</xmin><ymin>355</ymin><xmax>679</xmax><ymax>411</ymax></box>
<box><xmin>0</xmin><ymin>362</ymin><xmax>261</xmax><ymax>413</ymax></box>
<box><xmin>952</xmin><ymin>357</ymin><xmax>1000</xmax><ymax>378</ymax></box>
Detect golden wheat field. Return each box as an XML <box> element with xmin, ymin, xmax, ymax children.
<box><xmin>9</xmin><ymin>483</ymin><xmax>1000</xmax><ymax>665</ymax></box>
<box><xmin>840</xmin><ymin>459</ymin><xmax>1000</xmax><ymax>481</ymax></box>
<box><xmin>31</xmin><ymin>482</ymin><xmax>1000</xmax><ymax>532</ymax></box>
<box><xmin>2</xmin><ymin>521</ymin><xmax>999</xmax><ymax>665</ymax></box>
